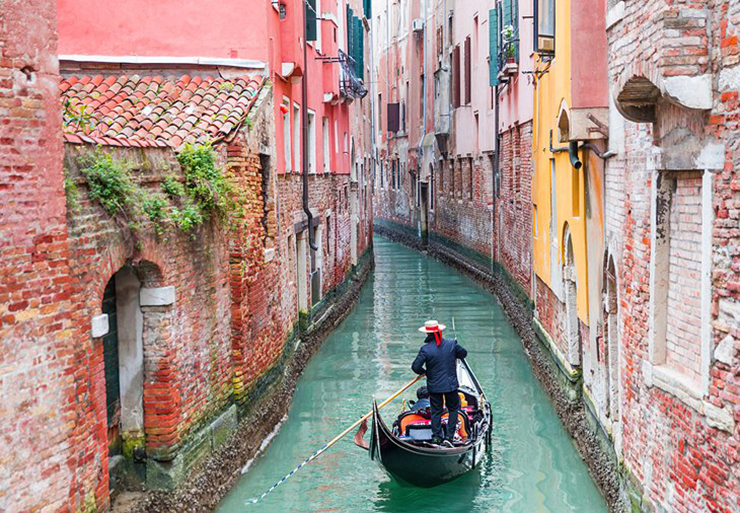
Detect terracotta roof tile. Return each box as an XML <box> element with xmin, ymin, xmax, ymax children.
<box><xmin>61</xmin><ymin>73</ymin><xmax>265</xmax><ymax>149</ymax></box>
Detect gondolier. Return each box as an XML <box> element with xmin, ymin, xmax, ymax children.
<box><xmin>411</xmin><ymin>320</ymin><xmax>468</xmax><ymax>446</ymax></box>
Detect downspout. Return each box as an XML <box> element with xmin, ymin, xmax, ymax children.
<box><xmin>493</xmin><ymin>83</ymin><xmax>500</xmax><ymax>270</ymax></box>
<box><xmin>303</xmin><ymin>0</ymin><xmax>318</xmax><ymax>251</ymax></box>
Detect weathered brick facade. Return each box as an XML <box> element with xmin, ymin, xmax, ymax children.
<box><xmin>0</xmin><ymin>2</ymin><xmax>88</xmax><ymax>510</ymax></box>
<box><xmin>1</xmin><ymin>48</ymin><xmax>372</xmax><ymax>513</ymax></box>
<box><xmin>496</xmin><ymin>123</ymin><xmax>533</xmax><ymax>295</ymax></box>
<box><xmin>606</xmin><ymin>0</ymin><xmax>740</xmax><ymax>510</ymax></box>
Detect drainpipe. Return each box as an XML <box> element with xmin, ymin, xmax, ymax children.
<box><xmin>303</xmin><ymin>0</ymin><xmax>318</xmax><ymax>251</ymax></box>
<box><xmin>568</xmin><ymin>141</ymin><xmax>582</xmax><ymax>170</ymax></box>
<box><xmin>493</xmin><ymin>83</ymin><xmax>500</xmax><ymax>268</ymax></box>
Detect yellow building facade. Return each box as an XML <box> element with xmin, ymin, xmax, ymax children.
<box><xmin>531</xmin><ymin>0</ymin><xmax>590</xmax><ymax>363</ymax></box>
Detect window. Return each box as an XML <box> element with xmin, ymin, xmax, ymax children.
<box><xmin>452</xmin><ymin>46</ymin><xmax>461</xmax><ymax>107</ymax></box>
<box><xmin>464</xmin><ymin>36</ymin><xmax>471</xmax><ymax>104</ymax></box>
<box><xmin>451</xmin><ymin>159</ymin><xmax>456</xmax><ymax>196</ymax></box>
<box><xmin>649</xmin><ymin>171</ymin><xmax>712</xmax><ymax>394</ymax></box>
<box><xmin>307</xmin><ymin>110</ymin><xmax>317</xmax><ymax>174</ymax></box>
<box><xmin>293</xmin><ymin>103</ymin><xmax>301</xmax><ymax>173</ymax></box>
<box><xmin>387</xmin><ymin>103</ymin><xmax>400</xmax><ymax>132</ymax></box>
<box><xmin>283</xmin><ymin>99</ymin><xmax>292</xmax><ymax>172</ymax></box>
<box><xmin>322</xmin><ymin>117</ymin><xmax>330</xmax><ymax>172</ymax></box>
<box><xmin>535</xmin><ymin>0</ymin><xmax>555</xmax><ymax>55</ymax></box>
<box><xmin>334</xmin><ymin>119</ymin><xmax>339</xmax><ymax>153</ymax></box>
<box><xmin>378</xmin><ymin>93</ymin><xmax>383</xmax><ymax>135</ymax></box>
<box><xmin>439</xmin><ymin>161</ymin><xmax>445</xmax><ymax>194</ymax></box>
<box><xmin>315</xmin><ymin>0</ymin><xmax>322</xmax><ymax>53</ymax></box>
<box><xmin>419</xmin><ymin>74</ymin><xmax>424</xmax><ymax>120</ymax></box>
<box><xmin>468</xmin><ymin>157</ymin><xmax>474</xmax><ymax>200</ymax></box>
<box><xmin>430</xmin><ymin>164</ymin><xmax>435</xmax><ymax>211</ymax></box>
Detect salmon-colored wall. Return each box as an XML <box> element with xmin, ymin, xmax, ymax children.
<box><xmin>570</xmin><ymin>0</ymin><xmax>608</xmax><ymax>109</ymax></box>
<box><xmin>58</xmin><ymin>0</ymin><xmax>270</xmax><ymax>61</ymax></box>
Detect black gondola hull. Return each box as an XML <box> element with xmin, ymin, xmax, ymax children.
<box><xmin>369</xmin><ymin>360</ymin><xmax>491</xmax><ymax>488</ymax></box>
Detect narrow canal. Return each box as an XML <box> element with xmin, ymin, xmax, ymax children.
<box><xmin>219</xmin><ymin>236</ymin><xmax>607</xmax><ymax>512</ymax></box>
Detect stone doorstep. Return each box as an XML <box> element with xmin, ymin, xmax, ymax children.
<box><xmin>146</xmin><ymin>405</ymin><xmax>238</xmax><ymax>490</ymax></box>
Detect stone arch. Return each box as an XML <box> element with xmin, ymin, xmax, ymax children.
<box><xmin>614</xmin><ymin>61</ymin><xmax>712</xmax><ymax>124</ymax></box>
<box><xmin>562</xmin><ymin>223</ymin><xmax>581</xmax><ymax>367</ymax></box>
<box><xmin>96</xmin><ymin>259</ymin><xmax>173</xmax><ymax>488</ymax></box>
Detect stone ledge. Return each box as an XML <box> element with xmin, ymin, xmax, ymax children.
<box><xmin>140</xmin><ymin>286</ymin><xmax>175</xmax><ymax>307</ymax></box>
<box><xmin>532</xmin><ymin>317</ymin><xmax>581</xmax><ymax>383</ymax></box>
<box><xmin>146</xmin><ymin>405</ymin><xmax>238</xmax><ymax>490</ymax></box>
<box><xmin>643</xmin><ymin>362</ymin><xmax>735</xmax><ymax>433</ymax></box>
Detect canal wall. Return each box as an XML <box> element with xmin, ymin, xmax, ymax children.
<box><xmin>122</xmin><ymin>248</ymin><xmax>374</xmax><ymax>512</ymax></box>
<box><xmin>373</xmin><ymin>224</ymin><xmax>628</xmax><ymax>511</ymax></box>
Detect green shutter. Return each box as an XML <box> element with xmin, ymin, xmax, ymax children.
<box><xmin>306</xmin><ymin>0</ymin><xmax>317</xmax><ymax>42</ymax></box>
<box><xmin>503</xmin><ymin>0</ymin><xmax>512</xmax><ymax>29</ymax></box>
<box><xmin>347</xmin><ymin>7</ymin><xmax>353</xmax><ymax>53</ymax></box>
<box><xmin>355</xmin><ymin>17</ymin><xmax>364</xmax><ymax>79</ymax></box>
<box><xmin>364</xmin><ymin>0</ymin><xmax>372</xmax><ymax>18</ymax></box>
<box><xmin>489</xmin><ymin>8</ymin><xmax>499</xmax><ymax>86</ymax></box>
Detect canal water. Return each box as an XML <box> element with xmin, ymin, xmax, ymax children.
<box><xmin>219</xmin><ymin>236</ymin><xmax>607</xmax><ymax>512</ymax></box>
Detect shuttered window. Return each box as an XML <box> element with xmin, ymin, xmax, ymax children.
<box><xmin>387</xmin><ymin>103</ymin><xmax>400</xmax><ymax>132</ymax></box>
<box><xmin>489</xmin><ymin>9</ymin><xmax>499</xmax><ymax>86</ymax></box>
<box><xmin>306</xmin><ymin>0</ymin><xmax>317</xmax><ymax>41</ymax></box>
<box><xmin>464</xmin><ymin>36</ymin><xmax>472</xmax><ymax>104</ymax></box>
<box><xmin>452</xmin><ymin>45</ymin><xmax>461</xmax><ymax>108</ymax></box>
<box><xmin>346</xmin><ymin>7</ymin><xmax>365</xmax><ymax>79</ymax></box>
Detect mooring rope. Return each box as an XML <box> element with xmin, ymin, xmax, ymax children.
<box><xmin>246</xmin><ymin>374</ymin><xmax>424</xmax><ymax>505</ymax></box>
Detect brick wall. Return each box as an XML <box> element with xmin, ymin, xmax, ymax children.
<box><xmin>431</xmin><ymin>155</ymin><xmax>494</xmax><ymax>258</ymax></box>
<box><xmin>0</xmin><ymin>2</ymin><xmax>90</xmax><ymax>510</ymax></box>
<box><xmin>496</xmin><ymin>123</ymin><xmax>533</xmax><ymax>294</ymax></box>
<box><xmin>665</xmin><ymin>172</ymin><xmax>703</xmax><ymax>384</ymax></box>
<box><xmin>606</xmin><ymin>1</ymin><xmax>740</xmax><ymax>510</ymax></box>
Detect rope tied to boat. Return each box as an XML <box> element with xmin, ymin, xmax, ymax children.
<box><xmin>245</xmin><ymin>374</ymin><xmax>424</xmax><ymax>505</ymax></box>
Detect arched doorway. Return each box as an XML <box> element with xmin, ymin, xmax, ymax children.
<box><xmin>101</xmin><ymin>263</ymin><xmax>158</xmax><ymax>488</ymax></box>
<box><xmin>563</xmin><ymin>226</ymin><xmax>581</xmax><ymax>367</ymax></box>
<box><xmin>603</xmin><ymin>256</ymin><xmax>619</xmax><ymax>420</ymax></box>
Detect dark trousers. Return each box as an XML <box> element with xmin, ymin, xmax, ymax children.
<box><xmin>429</xmin><ymin>390</ymin><xmax>461</xmax><ymax>440</ymax></box>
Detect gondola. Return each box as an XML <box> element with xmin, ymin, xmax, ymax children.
<box><xmin>357</xmin><ymin>359</ymin><xmax>492</xmax><ymax>488</ymax></box>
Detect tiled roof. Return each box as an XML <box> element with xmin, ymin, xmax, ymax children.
<box><xmin>60</xmin><ymin>74</ymin><xmax>265</xmax><ymax>149</ymax></box>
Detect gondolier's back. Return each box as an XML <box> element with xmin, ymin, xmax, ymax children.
<box><xmin>411</xmin><ymin>337</ymin><xmax>467</xmax><ymax>393</ymax></box>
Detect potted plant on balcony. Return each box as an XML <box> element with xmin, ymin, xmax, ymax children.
<box><xmin>502</xmin><ymin>25</ymin><xmax>516</xmax><ymax>63</ymax></box>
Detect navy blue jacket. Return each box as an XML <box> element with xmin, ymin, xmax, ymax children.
<box><xmin>411</xmin><ymin>335</ymin><xmax>468</xmax><ymax>393</ymax></box>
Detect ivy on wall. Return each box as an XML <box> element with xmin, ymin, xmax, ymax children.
<box><xmin>72</xmin><ymin>143</ymin><xmax>244</xmax><ymax>239</ymax></box>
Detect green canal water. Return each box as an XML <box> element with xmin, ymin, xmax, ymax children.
<box><xmin>219</xmin><ymin>236</ymin><xmax>607</xmax><ymax>512</ymax></box>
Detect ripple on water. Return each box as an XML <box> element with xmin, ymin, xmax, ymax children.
<box><xmin>218</xmin><ymin>237</ymin><xmax>607</xmax><ymax>513</ymax></box>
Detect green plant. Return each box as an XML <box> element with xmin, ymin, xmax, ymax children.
<box><xmin>142</xmin><ymin>192</ymin><xmax>169</xmax><ymax>234</ymax></box>
<box><xmin>176</xmin><ymin>142</ymin><xmax>235</xmax><ymax>220</ymax></box>
<box><xmin>75</xmin><ymin>143</ymin><xmax>244</xmax><ymax>240</ymax></box>
<box><xmin>64</xmin><ymin>176</ymin><xmax>80</xmax><ymax>212</ymax></box>
<box><xmin>63</xmin><ymin>99</ymin><xmax>94</xmax><ymax>134</ymax></box>
<box><xmin>79</xmin><ymin>150</ymin><xmax>138</xmax><ymax>219</ymax></box>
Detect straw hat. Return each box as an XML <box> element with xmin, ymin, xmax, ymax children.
<box><xmin>418</xmin><ymin>320</ymin><xmax>447</xmax><ymax>333</ymax></box>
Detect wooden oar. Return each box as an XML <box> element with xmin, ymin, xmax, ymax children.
<box><xmin>246</xmin><ymin>373</ymin><xmax>424</xmax><ymax>504</ymax></box>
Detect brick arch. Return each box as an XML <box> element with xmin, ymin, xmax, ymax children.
<box><xmin>613</xmin><ymin>61</ymin><xmax>664</xmax><ymax>123</ymax></box>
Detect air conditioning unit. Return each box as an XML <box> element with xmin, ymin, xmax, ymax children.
<box><xmin>412</xmin><ymin>19</ymin><xmax>424</xmax><ymax>33</ymax></box>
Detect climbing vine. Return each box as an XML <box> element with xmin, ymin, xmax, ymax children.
<box><xmin>74</xmin><ymin>143</ymin><xmax>243</xmax><ymax>239</ymax></box>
